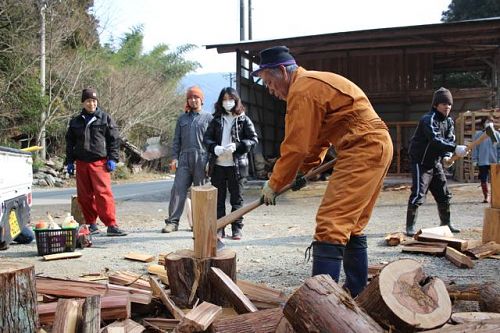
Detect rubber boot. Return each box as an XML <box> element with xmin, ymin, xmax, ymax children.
<box><xmin>343</xmin><ymin>235</ymin><xmax>368</xmax><ymax>298</ymax></box>
<box><xmin>311</xmin><ymin>241</ymin><xmax>344</xmax><ymax>283</ymax></box>
<box><xmin>406</xmin><ymin>204</ymin><xmax>419</xmax><ymax>236</ymax></box>
<box><xmin>437</xmin><ymin>202</ymin><xmax>460</xmax><ymax>233</ymax></box>
<box><xmin>481</xmin><ymin>182</ymin><xmax>489</xmax><ymax>203</ymax></box>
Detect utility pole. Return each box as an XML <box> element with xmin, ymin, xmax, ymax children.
<box><xmin>39</xmin><ymin>0</ymin><xmax>47</xmax><ymax>160</ymax></box>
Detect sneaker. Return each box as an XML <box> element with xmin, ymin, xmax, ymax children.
<box><xmin>232</xmin><ymin>228</ymin><xmax>242</xmax><ymax>240</ymax></box>
<box><xmin>88</xmin><ymin>223</ymin><xmax>99</xmax><ymax>234</ymax></box>
<box><xmin>161</xmin><ymin>223</ymin><xmax>178</xmax><ymax>233</ymax></box>
<box><xmin>106</xmin><ymin>226</ymin><xmax>127</xmax><ymax>236</ymax></box>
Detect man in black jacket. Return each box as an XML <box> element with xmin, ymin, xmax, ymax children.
<box><xmin>66</xmin><ymin>87</ymin><xmax>127</xmax><ymax>236</ymax></box>
<box><xmin>406</xmin><ymin>87</ymin><xmax>468</xmax><ymax>236</ymax></box>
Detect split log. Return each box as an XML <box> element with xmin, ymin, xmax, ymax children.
<box><xmin>401</xmin><ymin>240</ymin><xmax>448</xmax><ymax>256</ymax></box>
<box><xmin>38</xmin><ymin>295</ymin><xmax>130</xmax><ymax>325</ymax></box>
<box><xmin>465</xmin><ymin>241</ymin><xmax>500</xmax><ymax>259</ymax></box>
<box><xmin>81</xmin><ymin>295</ymin><xmax>101</xmax><ymax>333</ymax></box>
<box><xmin>209</xmin><ymin>308</ymin><xmax>284</xmax><ymax>333</ymax></box>
<box><xmin>385</xmin><ymin>232</ymin><xmax>406</xmax><ymax>246</ymax></box>
<box><xmin>149</xmin><ymin>276</ymin><xmax>184</xmax><ymax>320</ymax></box>
<box><xmin>124</xmin><ymin>252</ymin><xmax>155</xmax><ymax>263</ymax></box>
<box><xmin>236</xmin><ymin>280</ymin><xmax>288</xmax><ymax>309</ymax></box>
<box><xmin>446</xmin><ymin>282</ymin><xmax>486</xmax><ymax>302</ymax></box>
<box><xmin>421</xmin><ymin>318</ymin><xmax>500</xmax><ymax>332</ymax></box>
<box><xmin>415</xmin><ymin>233</ymin><xmax>468</xmax><ymax>251</ymax></box>
<box><xmin>357</xmin><ymin>259</ymin><xmax>451</xmax><ymax>332</ymax></box>
<box><xmin>275</xmin><ymin>316</ymin><xmax>296</xmax><ymax>333</ymax></box>
<box><xmin>165</xmin><ymin>249</ymin><xmax>236</xmax><ymax>307</ymax></box>
<box><xmin>0</xmin><ymin>261</ymin><xmax>38</xmax><ymax>332</ymax></box>
<box><xmin>192</xmin><ymin>185</ymin><xmax>218</xmax><ymax>259</ymax></box>
<box><xmin>284</xmin><ymin>275</ymin><xmax>384</xmax><ymax>333</ymax></box>
<box><xmin>142</xmin><ymin>318</ymin><xmax>180</xmax><ymax>331</ymax></box>
<box><xmin>451</xmin><ymin>312</ymin><xmax>500</xmax><ymax>324</ymax></box>
<box><xmin>52</xmin><ymin>299</ymin><xmax>79</xmax><ymax>333</ymax></box>
<box><xmin>209</xmin><ymin>267</ymin><xmax>257</xmax><ymax>314</ymax></box>
<box><xmin>101</xmin><ymin>319</ymin><xmax>145</xmax><ymax>333</ymax></box>
<box><xmin>479</xmin><ymin>282</ymin><xmax>500</xmax><ymax>313</ymax></box>
<box><xmin>147</xmin><ymin>264</ymin><xmax>169</xmax><ymax>286</ymax></box>
<box><xmin>445</xmin><ymin>246</ymin><xmax>475</xmax><ymax>268</ymax></box>
<box><xmin>108</xmin><ymin>271</ymin><xmax>151</xmax><ymax>291</ymax></box>
<box><xmin>416</xmin><ymin>225</ymin><xmax>453</xmax><ymax>238</ymax></box>
<box><xmin>43</xmin><ymin>252</ymin><xmax>82</xmax><ymax>261</ymax></box>
<box><xmin>36</xmin><ymin>276</ymin><xmax>151</xmax><ymax>305</ymax></box>
<box><xmin>175</xmin><ymin>301</ymin><xmax>222</xmax><ymax>333</ymax></box>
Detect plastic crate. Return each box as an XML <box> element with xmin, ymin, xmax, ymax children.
<box><xmin>35</xmin><ymin>228</ymin><xmax>77</xmax><ymax>256</ymax></box>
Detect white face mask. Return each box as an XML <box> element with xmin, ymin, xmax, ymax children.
<box><xmin>222</xmin><ymin>99</ymin><xmax>235</xmax><ymax>112</ymax></box>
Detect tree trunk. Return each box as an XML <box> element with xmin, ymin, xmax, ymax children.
<box><xmin>357</xmin><ymin>259</ymin><xmax>451</xmax><ymax>332</ymax></box>
<box><xmin>283</xmin><ymin>274</ymin><xmax>384</xmax><ymax>333</ymax></box>
<box><xmin>165</xmin><ymin>249</ymin><xmax>236</xmax><ymax>307</ymax></box>
<box><xmin>0</xmin><ymin>261</ymin><xmax>38</xmax><ymax>332</ymax></box>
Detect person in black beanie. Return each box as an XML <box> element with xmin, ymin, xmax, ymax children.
<box><xmin>65</xmin><ymin>87</ymin><xmax>127</xmax><ymax>236</ymax></box>
<box><xmin>405</xmin><ymin>87</ymin><xmax>468</xmax><ymax>236</ymax></box>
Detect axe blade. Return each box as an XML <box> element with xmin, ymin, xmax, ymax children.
<box><xmin>485</xmin><ymin>123</ymin><xmax>498</xmax><ymax>143</ymax></box>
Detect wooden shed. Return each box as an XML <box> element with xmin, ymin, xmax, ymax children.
<box><xmin>206</xmin><ymin>18</ymin><xmax>500</xmax><ymax>177</ymax></box>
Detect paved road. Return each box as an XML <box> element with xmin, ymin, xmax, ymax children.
<box><xmin>32</xmin><ymin>179</ymin><xmax>173</xmax><ymax>206</ymax></box>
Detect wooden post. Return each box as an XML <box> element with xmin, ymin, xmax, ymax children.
<box><xmin>483</xmin><ymin>208</ymin><xmax>500</xmax><ymax>243</ymax></box>
<box><xmin>192</xmin><ymin>185</ymin><xmax>218</xmax><ymax>259</ymax></box>
<box><xmin>0</xmin><ymin>261</ymin><xmax>39</xmax><ymax>332</ymax></box>
<box><xmin>491</xmin><ymin>164</ymin><xmax>500</xmax><ymax>208</ymax></box>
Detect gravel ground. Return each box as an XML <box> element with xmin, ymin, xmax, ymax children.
<box><xmin>1</xmin><ymin>176</ymin><xmax>498</xmax><ymax>301</ymax></box>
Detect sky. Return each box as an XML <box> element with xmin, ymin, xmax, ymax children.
<box><xmin>93</xmin><ymin>0</ymin><xmax>452</xmax><ymax>75</ymax></box>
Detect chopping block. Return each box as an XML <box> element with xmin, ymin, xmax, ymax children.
<box><xmin>164</xmin><ymin>185</ymin><xmax>236</xmax><ymax>307</ymax></box>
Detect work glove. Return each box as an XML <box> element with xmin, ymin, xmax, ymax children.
<box><xmin>261</xmin><ymin>180</ymin><xmax>277</xmax><ymax>206</ymax></box>
<box><xmin>472</xmin><ymin>161</ymin><xmax>478</xmax><ymax>167</ymax></box>
<box><xmin>291</xmin><ymin>173</ymin><xmax>307</xmax><ymax>191</ymax></box>
<box><xmin>214</xmin><ymin>145</ymin><xmax>225</xmax><ymax>156</ymax></box>
<box><xmin>66</xmin><ymin>163</ymin><xmax>75</xmax><ymax>175</ymax></box>
<box><xmin>454</xmin><ymin>145</ymin><xmax>468</xmax><ymax>157</ymax></box>
<box><xmin>106</xmin><ymin>159</ymin><xmax>116</xmax><ymax>172</ymax></box>
<box><xmin>224</xmin><ymin>143</ymin><xmax>236</xmax><ymax>153</ymax></box>
<box><xmin>442</xmin><ymin>156</ymin><xmax>454</xmax><ymax>168</ymax></box>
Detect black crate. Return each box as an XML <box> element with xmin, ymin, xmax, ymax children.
<box><xmin>35</xmin><ymin>228</ymin><xmax>77</xmax><ymax>256</ymax></box>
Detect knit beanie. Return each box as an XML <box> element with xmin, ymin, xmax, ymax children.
<box><xmin>185</xmin><ymin>86</ymin><xmax>204</xmax><ymax>111</ymax></box>
<box><xmin>432</xmin><ymin>87</ymin><xmax>453</xmax><ymax>106</ymax></box>
<box><xmin>81</xmin><ymin>88</ymin><xmax>98</xmax><ymax>102</ymax></box>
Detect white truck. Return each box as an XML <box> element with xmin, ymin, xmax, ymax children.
<box><xmin>0</xmin><ymin>146</ymin><xmax>33</xmax><ymax>250</ymax></box>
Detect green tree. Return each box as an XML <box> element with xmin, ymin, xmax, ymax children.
<box><xmin>441</xmin><ymin>0</ymin><xmax>500</xmax><ymax>22</ymax></box>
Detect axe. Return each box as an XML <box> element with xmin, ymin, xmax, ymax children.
<box><xmin>216</xmin><ymin>158</ymin><xmax>337</xmax><ymax>240</ymax></box>
<box><xmin>443</xmin><ymin>122</ymin><xmax>498</xmax><ymax>168</ymax></box>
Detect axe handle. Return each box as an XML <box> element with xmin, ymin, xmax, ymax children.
<box><xmin>444</xmin><ymin>131</ymin><xmax>490</xmax><ymax>167</ymax></box>
<box><xmin>216</xmin><ymin>158</ymin><xmax>337</xmax><ymax>230</ymax></box>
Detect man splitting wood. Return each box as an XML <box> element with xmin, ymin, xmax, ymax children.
<box><xmin>253</xmin><ymin>46</ymin><xmax>393</xmax><ymax>297</ymax></box>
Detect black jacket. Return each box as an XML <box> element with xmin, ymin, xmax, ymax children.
<box><xmin>66</xmin><ymin>107</ymin><xmax>120</xmax><ymax>163</ymax></box>
<box><xmin>408</xmin><ymin>108</ymin><xmax>456</xmax><ymax>167</ymax></box>
<box><xmin>204</xmin><ymin>112</ymin><xmax>258</xmax><ymax>178</ymax></box>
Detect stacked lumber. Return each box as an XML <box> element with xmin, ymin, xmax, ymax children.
<box><xmin>386</xmin><ymin>226</ymin><xmax>500</xmax><ymax>269</ymax></box>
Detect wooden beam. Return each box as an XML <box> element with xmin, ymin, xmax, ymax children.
<box><xmin>483</xmin><ymin>207</ymin><xmax>500</xmax><ymax>244</ymax></box>
<box><xmin>210</xmin><ymin>267</ymin><xmax>258</xmax><ymax>314</ymax></box>
<box><xmin>43</xmin><ymin>252</ymin><xmax>82</xmax><ymax>261</ymax></box>
<box><xmin>415</xmin><ymin>233</ymin><xmax>468</xmax><ymax>251</ymax></box>
<box><xmin>192</xmin><ymin>185</ymin><xmax>218</xmax><ymax>259</ymax></box>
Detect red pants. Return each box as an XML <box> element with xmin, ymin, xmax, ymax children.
<box><xmin>76</xmin><ymin>159</ymin><xmax>116</xmax><ymax>227</ymax></box>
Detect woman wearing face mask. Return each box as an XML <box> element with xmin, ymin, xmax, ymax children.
<box><xmin>203</xmin><ymin>87</ymin><xmax>258</xmax><ymax>239</ymax></box>
<box><xmin>472</xmin><ymin>116</ymin><xmax>500</xmax><ymax>203</ymax></box>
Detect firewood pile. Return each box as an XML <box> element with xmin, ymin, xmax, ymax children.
<box><xmin>1</xmin><ymin>249</ymin><xmax>500</xmax><ymax>333</ymax></box>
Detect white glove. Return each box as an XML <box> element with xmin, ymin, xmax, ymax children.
<box><xmin>472</xmin><ymin>161</ymin><xmax>478</xmax><ymax>167</ymax></box>
<box><xmin>225</xmin><ymin>143</ymin><xmax>236</xmax><ymax>153</ymax></box>
<box><xmin>454</xmin><ymin>145</ymin><xmax>468</xmax><ymax>157</ymax></box>
<box><xmin>214</xmin><ymin>146</ymin><xmax>225</xmax><ymax>156</ymax></box>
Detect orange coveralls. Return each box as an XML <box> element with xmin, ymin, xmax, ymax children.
<box><xmin>268</xmin><ymin>67</ymin><xmax>393</xmax><ymax>244</ymax></box>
